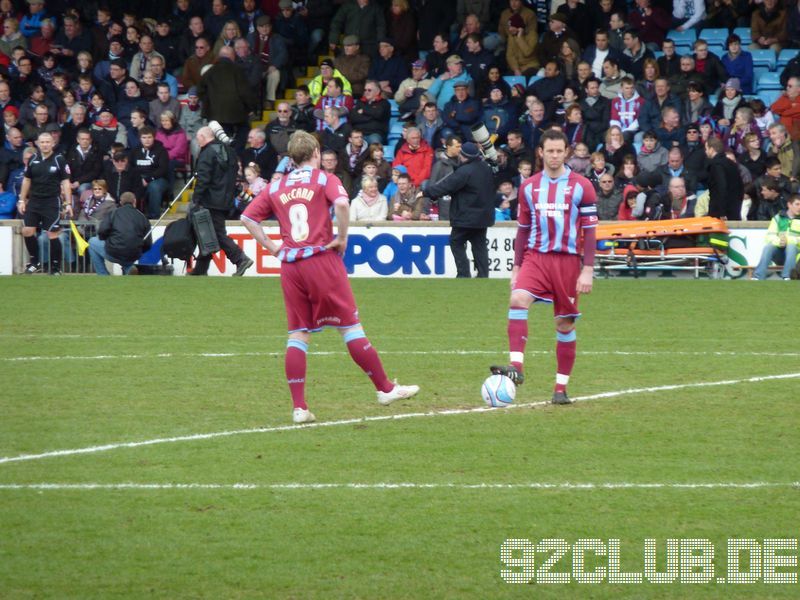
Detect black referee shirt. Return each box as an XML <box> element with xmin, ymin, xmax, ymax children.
<box><xmin>24</xmin><ymin>152</ymin><xmax>69</xmax><ymax>202</ymax></box>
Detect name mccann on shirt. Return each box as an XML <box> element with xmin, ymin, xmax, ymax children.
<box><xmin>279</xmin><ymin>186</ymin><xmax>315</xmax><ymax>204</ymax></box>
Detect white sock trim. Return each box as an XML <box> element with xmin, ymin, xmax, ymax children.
<box><xmin>510</xmin><ymin>352</ymin><xmax>525</xmax><ymax>364</ymax></box>
<box><xmin>556</xmin><ymin>373</ymin><xmax>570</xmax><ymax>386</ymax></box>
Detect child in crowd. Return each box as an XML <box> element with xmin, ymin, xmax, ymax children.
<box><xmin>495</xmin><ymin>179</ymin><xmax>517</xmax><ymax>221</ymax></box>
<box><xmin>512</xmin><ymin>159</ymin><xmax>532</xmax><ymax>188</ymax></box>
<box><xmin>566</xmin><ymin>142</ymin><xmax>591</xmax><ymax>174</ymax></box>
<box><xmin>750</xmin><ymin>99</ymin><xmax>776</xmax><ymax>140</ymax></box>
<box><xmin>382</xmin><ymin>164</ymin><xmax>406</xmax><ymax>200</ymax></box>
<box><xmin>292</xmin><ymin>85</ymin><xmax>316</xmax><ymax>132</ymax></box>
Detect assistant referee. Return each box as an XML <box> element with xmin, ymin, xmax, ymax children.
<box><xmin>17</xmin><ymin>131</ymin><xmax>73</xmax><ymax>275</ymax></box>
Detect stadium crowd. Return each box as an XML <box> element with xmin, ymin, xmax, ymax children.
<box><xmin>2</xmin><ymin>0</ymin><xmax>800</xmax><ymax>238</ymax></box>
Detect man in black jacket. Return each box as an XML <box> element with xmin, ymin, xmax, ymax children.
<box><xmin>705</xmin><ymin>136</ymin><xmax>743</xmax><ymax>220</ymax></box>
<box><xmin>66</xmin><ymin>129</ymin><xmax>104</xmax><ymax>199</ymax></box>
<box><xmin>88</xmin><ymin>192</ymin><xmax>151</xmax><ymax>275</ymax></box>
<box><xmin>190</xmin><ymin>126</ymin><xmax>253</xmax><ymax>276</ymax></box>
<box><xmin>130</xmin><ymin>127</ymin><xmax>170</xmax><ymax>218</ymax></box>
<box><xmin>424</xmin><ymin>142</ymin><xmax>495</xmax><ymax>277</ymax></box>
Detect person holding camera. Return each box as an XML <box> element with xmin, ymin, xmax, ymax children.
<box><xmin>190</xmin><ymin>126</ymin><xmax>254</xmax><ymax>276</ymax></box>
<box><xmin>423</xmin><ymin>141</ymin><xmax>495</xmax><ymax>278</ymax></box>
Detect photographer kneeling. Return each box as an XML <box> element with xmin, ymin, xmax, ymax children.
<box><xmin>88</xmin><ymin>192</ymin><xmax>151</xmax><ymax>275</ymax></box>
<box><xmin>190</xmin><ymin>126</ymin><xmax>254</xmax><ymax>276</ymax></box>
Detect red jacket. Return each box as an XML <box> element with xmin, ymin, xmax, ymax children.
<box><xmin>771</xmin><ymin>93</ymin><xmax>800</xmax><ymax>141</ymax></box>
<box><xmin>392</xmin><ymin>140</ymin><xmax>433</xmax><ymax>187</ymax></box>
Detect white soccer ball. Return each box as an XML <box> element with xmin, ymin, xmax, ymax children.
<box><xmin>481</xmin><ymin>374</ymin><xmax>516</xmax><ymax>407</ymax></box>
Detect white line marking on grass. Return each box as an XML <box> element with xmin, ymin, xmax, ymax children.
<box><xmin>1</xmin><ymin>372</ymin><xmax>799</xmax><ymax>466</ymax></box>
<box><xmin>0</xmin><ymin>482</ymin><xmax>797</xmax><ymax>491</ymax></box>
<box><xmin>5</xmin><ymin>349</ymin><xmax>800</xmax><ymax>362</ymax></box>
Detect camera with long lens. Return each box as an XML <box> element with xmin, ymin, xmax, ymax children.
<box><xmin>470</xmin><ymin>122</ymin><xmax>498</xmax><ymax>163</ymax></box>
<box><xmin>208</xmin><ymin>120</ymin><xmax>234</xmax><ymax>145</ymax></box>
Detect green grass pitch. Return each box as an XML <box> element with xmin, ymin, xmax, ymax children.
<box><xmin>0</xmin><ymin>276</ymin><xmax>798</xmax><ymax>599</ymax></box>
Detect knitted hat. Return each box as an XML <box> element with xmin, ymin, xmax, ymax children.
<box><xmin>460</xmin><ymin>142</ymin><xmax>481</xmax><ymax>159</ymax></box>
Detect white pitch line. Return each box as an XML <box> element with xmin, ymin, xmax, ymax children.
<box><xmin>4</xmin><ymin>349</ymin><xmax>800</xmax><ymax>362</ymax></box>
<box><xmin>0</xmin><ymin>482</ymin><xmax>796</xmax><ymax>491</ymax></box>
<box><xmin>1</xmin><ymin>371</ymin><xmax>799</xmax><ymax>467</ymax></box>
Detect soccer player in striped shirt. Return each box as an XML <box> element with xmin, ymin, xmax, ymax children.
<box><xmin>491</xmin><ymin>129</ymin><xmax>598</xmax><ymax>404</ymax></box>
<box><xmin>241</xmin><ymin>131</ymin><xmax>419</xmax><ymax>424</ymax></box>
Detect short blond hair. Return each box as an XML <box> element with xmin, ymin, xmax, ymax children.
<box><xmin>287</xmin><ymin>130</ymin><xmax>319</xmax><ymax>165</ymax></box>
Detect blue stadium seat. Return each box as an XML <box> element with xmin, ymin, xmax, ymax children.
<box><xmin>389</xmin><ymin>121</ymin><xmax>404</xmax><ymax>135</ymax></box>
<box><xmin>653</xmin><ymin>50</ymin><xmax>664</xmax><ymax>59</ymax></box>
<box><xmin>707</xmin><ymin>44</ymin><xmax>725</xmax><ymax>58</ymax></box>
<box><xmin>733</xmin><ymin>27</ymin><xmax>752</xmax><ymax>42</ymax></box>
<box><xmin>757</xmin><ymin>71</ymin><xmax>782</xmax><ymax>91</ymax></box>
<box><xmin>777</xmin><ymin>48</ymin><xmax>800</xmax><ymax>68</ymax></box>
<box><xmin>383</xmin><ymin>145</ymin><xmax>395</xmax><ymax>161</ymax></box>
<box><xmin>503</xmin><ymin>75</ymin><xmax>527</xmax><ymax>88</ymax></box>
<box><xmin>667</xmin><ymin>29</ymin><xmax>696</xmax><ymax>46</ymax></box>
<box><xmin>753</xmin><ymin>66</ymin><xmax>770</xmax><ymax>87</ymax></box>
<box><xmin>751</xmin><ymin>49</ymin><xmax>776</xmax><ymax>70</ymax></box>
<box><xmin>699</xmin><ymin>28</ymin><xmax>728</xmax><ymax>45</ymax></box>
<box><xmin>757</xmin><ymin>89</ymin><xmax>781</xmax><ymax>107</ymax></box>
<box><xmin>675</xmin><ymin>44</ymin><xmax>693</xmax><ymax>57</ymax></box>
<box><xmin>387</xmin><ymin>99</ymin><xmax>399</xmax><ymax>116</ymax></box>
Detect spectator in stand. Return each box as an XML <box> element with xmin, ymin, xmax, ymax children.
<box><xmin>427</xmin><ymin>55</ymin><xmax>473</xmax><ymax>111</ymax></box>
<box><xmin>602</xmin><ymin>124</ymin><xmax>635</xmax><ymax>171</ymax></box>
<box><xmin>636</xmin><ymin>58</ymin><xmax>659</xmax><ymax>99</ymax></box>
<box><xmin>367</xmin><ymin>38</ymin><xmax>407</xmax><ymax>98</ymax></box>
<box><xmin>291</xmin><ymin>86</ymin><xmax>316</xmax><ymax>133</ymax></box>
<box><xmin>75</xmin><ymin>179</ymin><xmax>116</xmax><ymax>229</ymax></box>
<box><xmin>595</xmin><ymin>172</ymin><xmax>623</xmax><ymax>219</ymax></box>
<box><xmin>452</xmin><ymin>13</ymin><xmax>483</xmax><ymax>56</ymax></box>
<box><xmin>130</xmin><ymin>34</ymin><xmax>165</xmax><ymax>82</ymax></box>
<box><xmin>364</xmin><ymin>142</ymin><xmax>392</xmax><ymax>186</ymax></box>
<box><xmin>156</xmin><ymin>110</ymin><xmax>189</xmax><ymax>187</ymax></box>
<box><xmin>767</xmin><ymin>122</ymin><xmax>800</xmax><ymax>179</ymax></box>
<box><xmin>247</xmin><ymin>16</ymin><xmax>288</xmax><ymax>111</ymax></box>
<box><xmin>639</xmin><ymin>77</ymin><xmax>679</xmax><ymax>132</ymax></box>
<box><xmin>682</xmin><ymin>82</ymin><xmax>713</xmax><ymax>125</ymax></box>
<box><xmin>103</xmin><ymin>151</ymin><xmax>144</xmax><ymax>206</ymax></box>
<box><xmin>314</xmin><ymin>77</ymin><xmax>355</xmax><ymax>130</ymax></box>
<box><xmin>395</xmin><ymin>59</ymin><xmax>434</xmax><ymax>120</ymax></box>
<box><xmin>232</xmin><ymin>37</ymin><xmax>263</xmax><ymax>91</ymax></box>
<box><xmin>655</xmin><ymin>106</ymin><xmax>686</xmax><ymax>149</ymax></box>
<box><xmin>752</xmin><ymin>194</ymin><xmax>800</xmax><ymax>280</ymax></box>
<box><xmin>393</xmin><ymin>126</ymin><xmax>433</xmax><ymax>188</ymax></box>
<box><xmin>0</xmin><ymin>17</ymin><xmax>26</xmax><ymax>57</ymax></box>
<box><xmin>0</xmin><ymin>126</ymin><xmax>23</xmax><ymax>190</ymax></box>
<box><xmin>721</xmin><ymin>34</ymin><xmax>753</xmax><ymax>95</ymax></box>
<box><xmin>240</xmin><ymin>127</ymin><xmax>278</xmax><ymax>180</ymax></box>
<box><xmin>318</xmin><ymin>105</ymin><xmax>351</xmax><ymax>158</ymax></box>
<box><xmin>738</xmin><ymin>132</ymin><xmax>767</xmax><ymax>180</ymax></box>
<box><xmin>19</xmin><ymin>0</ymin><xmax>47</xmax><ymax>38</ymax></box>
<box><xmin>320</xmin><ymin>148</ymin><xmax>354</xmax><ymax>195</ymax></box>
<box><xmin>148</xmin><ymin>82</ymin><xmax>181</xmax><ymax>126</ymax></box>
<box><xmin>608</xmin><ymin>11</ymin><xmax>627</xmax><ymax>52</ymax></box>
<box><xmin>91</xmin><ymin>108</ymin><xmax>127</xmax><ymax>156</ymax></box>
<box><xmin>205</xmin><ymin>0</ymin><xmax>235</xmax><ymax>39</ymax></box>
<box><xmin>609</xmin><ymin>77</ymin><xmax>645</xmax><ymax>143</ymax></box>
<box><xmin>273</xmin><ymin>0</ymin><xmax>307</xmax><ymax>69</ymax></box>
<box><xmin>538</xmin><ymin>13</ymin><xmax>577</xmax><ymax>67</ymax></box>
<box><xmin>387</xmin><ymin>0</ymin><xmax>417</xmax><ymax>64</ymax></box>
<box><xmin>712</xmin><ymin>78</ymin><xmax>745</xmax><ymax>130</ymax></box>
<box><xmin>637</xmin><ymin>130</ymin><xmax>669</xmax><ymax>173</ymax></box>
<box><xmin>335</xmin><ymin>36</ymin><xmax>371</xmax><ymax>99</ymax></box>
<box><xmin>499</xmin><ymin>0</ymin><xmax>536</xmax><ymax>48</ymax></box>
<box><xmin>519</xmin><ymin>97</ymin><xmax>547</xmax><ymax>150</ymax></box>
<box><xmin>153</xmin><ymin>19</ymin><xmax>180</xmax><ymax>73</ymax></box>
<box><xmin>706</xmin><ymin>136</ymin><xmax>744</xmax><ymax>220</ymax></box>
<box><xmin>329</xmin><ymin>0</ymin><xmax>386</xmax><ymax>59</ymax></box>
<box><xmin>750</xmin><ymin>0</ymin><xmax>786</xmax><ymax>52</ymax></box>
<box><xmin>307</xmin><ymin>59</ymin><xmax>352</xmax><ymax>104</ymax></box>
<box><xmin>672</xmin><ymin>0</ymin><xmax>705</xmax><ymax>32</ymax></box>
<box><xmin>238</xmin><ymin>0</ymin><xmax>264</xmax><ymax>38</ymax></box>
<box><xmin>664</xmin><ymin>176</ymin><xmax>695</xmax><ymax>219</ymax></box>
<box><xmin>753</xmin><ymin>178</ymin><xmax>788</xmax><ymax>221</ymax></box>
<box><xmin>441</xmin><ymin>81</ymin><xmax>482</xmax><ymax>141</ymax></box>
<box><xmin>771</xmin><ymin>76</ymin><xmax>800</xmax><ymax>141</ymax></box>
<box><xmin>580</xmin><ymin>76</ymin><xmax>611</xmax><ymax>151</ymax></box>
<box><xmin>66</xmin><ymin>128</ymin><xmax>103</xmax><ymax>198</ymax></box>
<box><xmin>416</xmin><ymin>101</ymin><xmax>444</xmax><ymax>148</ymax></box>
<box><xmin>181</xmin><ymin>36</ymin><xmax>214</xmax><ymax>90</ymax></box>
<box><xmin>350</xmin><ymin>80</ymin><xmax>390</xmax><ymax>145</ymax></box>
<box><xmin>599</xmin><ymin>57</ymin><xmax>629</xmax><ymax>99</ymax></box>
<box><xmin>342</xmin><ymin>128</ymin><xmax>368</xmax><ymax>178</ymax></box>
<box><xmin>390</xmin><ymin>171</ymin><xmax>426</xmax><ymax>220</ymax></box>
<box><xmin>528</xmin><ymin>59</ymin><xmax>567</xmax><ymax>119</ymax></box>
<box><xmin>61</xmin><ymin>104</ymin><xmax>90</xmax><ymax>150</ymax></box>
<box><xmin>18</xmin><ymin>84</ymin><xmax>54</xmax><ymax>127</ymax></box>
<box><xmin>656</xmin><ymin>39</ymin><xmax>681</xmax><ymax>79</ymax></box>
<box><xmin>147</xmin><ymin>55</ymin><xmax>179</xmax><ymax>99</ymax></box>
<box><xmin>28</xmin><ymin>17</ymin><xmax>55</xmax><ymax>58</ymax></box>
<box><xmin>131</xmin><ymin>126</ymin><xmax>170</xmax><ymax>218</ymax></box>
<box><xmin>265</xmin><ymin>102</ymin><xmax>296</xmax><ymax>159</ymax></box>
<box><xmin>627</xmin><ymin>0</ymin><xmax>670</xmax><ymax>51</ymax></box>
<box><xmin>621</xmin><ymin>28</ymin><xmax>653</xmax><ymax>81</ymax></box>
<box><xmin>583</xmin><ymin>29</ymin><xmax>625</xmax><ymax>80</ymax></box>
<box><xmin>692</xmin><ymin>39</ymin><xmax>729</xmax><ymax>97</ymax></box>
<box><xmin>212</xmin><ymin>20</ymin><xmax>241</xmax><ymax>56</ymax></box>
<box><xmin>178</xmin><ymin>16</ymin><xmax>212</xmax><ymax>66</ymax></box>
<box><xmin>427</xmin><ymin>33</ymin><xmax>456</xmax><ymax>80</ymax></box>
<box><xmin>504</xmin><ymin>12</ymin><xmax>540</xmax><ymax>78</ymax></box>
<box><xmin>350</xmin><ymin>174</ymin><xmax>388</xmax><ymax>222</ymax></box>
<box><xmin>555</xmin><ymin>0</ymin><xmax>592</xmax><ymax>49</ymax></box>
<box><xmin>482</xmin><ymin>85</ymin><xmax>518</xmax><ymax>146</ymax></box>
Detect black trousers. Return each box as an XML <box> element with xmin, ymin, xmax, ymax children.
<box><xmin>193</xmin><ymin>208</ymin><xmax>245</xmax><ymax>273</ymax></box>
<box><xmin>449</xmin><ymin>226</ymin><xmax>488</xmax><ymax>278</ymax></box>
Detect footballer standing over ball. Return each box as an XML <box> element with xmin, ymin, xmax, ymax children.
<box><xmin>491</xmin><ymin>129</ymin><xmax>597</xmax><ymax>405</ymax></box>
<box><xmin>241</xmin><ymin>131</ymin><xmax>419</xmax><ymax>424</ymax></box>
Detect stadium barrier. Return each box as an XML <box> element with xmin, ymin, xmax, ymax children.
<box><xmin>0</xmin><ymin>220</ymin><xmax>780</xmax><ymax>278</ymax></box>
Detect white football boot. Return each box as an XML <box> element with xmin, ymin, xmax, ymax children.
<box><xmin>377</xmin><ymin>381</ymin><xmax>420</xmax><ymax>406</ymax></box>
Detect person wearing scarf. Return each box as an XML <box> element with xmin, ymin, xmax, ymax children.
<box><xmin>351</xmin><ymin>175</ymin><xmax>388</xmax><ymax>222</ymax></box>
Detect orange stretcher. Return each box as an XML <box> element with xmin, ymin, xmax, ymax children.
<box><xmin>594</xmin><ymin>217</ymin><xmax>730</xmax><ymax>278</ymax></box>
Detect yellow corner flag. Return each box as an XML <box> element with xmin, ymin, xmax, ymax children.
<box><xmin>70</xmin><ymin>220</ymin><xmax>89</xmax><ymax>256</ymax></box>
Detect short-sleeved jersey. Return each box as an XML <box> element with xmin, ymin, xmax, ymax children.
<box><xmin>242</xmin><ymin>166</ymin><xmax>349</xmax><ymax>262</ymax></box>
<box><xmin>517</xmin><ymin>168</ymin><xmax>598</xmax><ymax>255</ymax></box>
<box><xmin>24</xmin><ymin>152</ymin><xmax>70</xmax><ymax>201</ymax></box>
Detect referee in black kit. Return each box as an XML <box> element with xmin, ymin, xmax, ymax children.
<box><xmin>17</xmin><ymin>131</ymin><xmax>72</xmax><ymax>275</ymax></box>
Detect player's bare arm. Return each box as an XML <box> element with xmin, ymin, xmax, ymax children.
<box><xmin>241</xmin><ymin>216</ymin><xmax>280</xmax><ymax>256</ymax></box>
<box><xmin>325</xmin><ymin>198</ymin><xmax>350</xmax><ymax>255</ymax></box>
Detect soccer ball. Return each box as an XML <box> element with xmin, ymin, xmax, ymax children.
<box><xmin>481</xmin><ymin>374</ymin><xmax>516</xmax><ymax>407</ymax></box>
